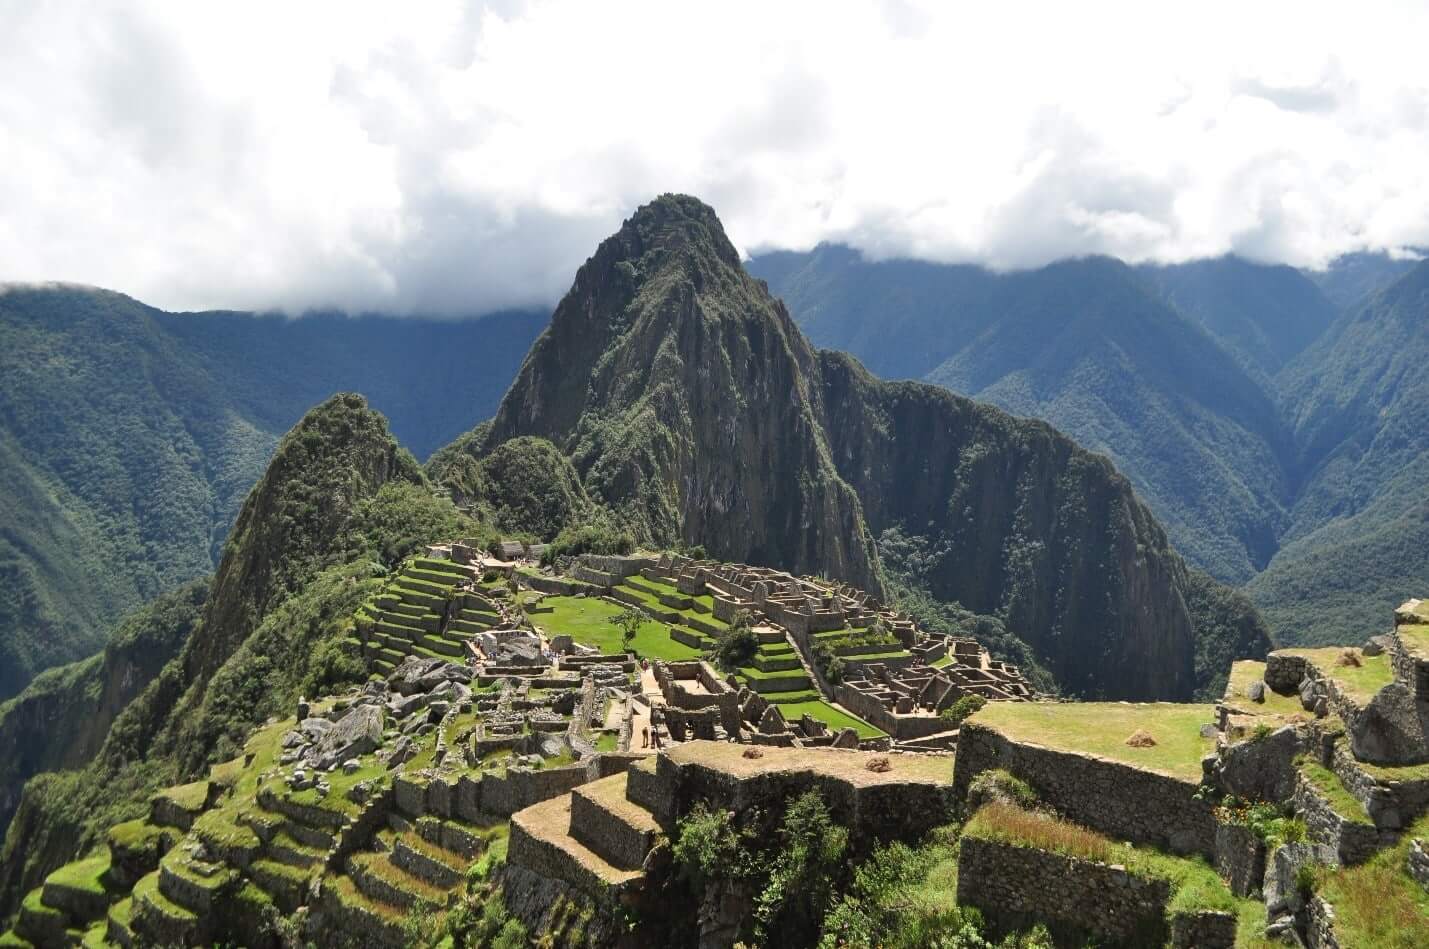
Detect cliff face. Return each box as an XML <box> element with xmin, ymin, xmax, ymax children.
<box><xmin>487</xmin><ymin>195</ymin><xmax>882</xmax><ymax>594</ymax></box>
<box><xmin>817</xmin><ymin>352</ymin><xmax>1197</xmax><ymax>699</ymax></box>
<box><xmin>0</xmin><ymin>580</ymin><xmax>207</xmax><ymax>838</ymax></box>
<box><xmin>475</xmin><ymin>195</ymin><xmax>1243</xmax><ymax>699</ymax></box>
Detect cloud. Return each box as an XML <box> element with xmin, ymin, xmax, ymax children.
<box><xmin>2</xmin><ymin>0</ymin><xmax>1428</xmax><ymax>315</ymax></box>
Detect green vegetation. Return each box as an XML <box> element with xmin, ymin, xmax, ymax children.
<box><xmin>1275</xmin><ymin>647</ymin><xmax>1394</xmax><ymax>703</ymax></box>
<box><xmin>0</xmin><ymin>288</ymin><xmax>540</xmax><ymax>705</ymax></box>
<box><xmin>539</xmin><ymin>513</ymin><xmax>636</xmax><ymax>566</ymax></box>
<box><xmin>1315</xmin><ymin>814</ymin><xmax>1429</xmax><ymax>948</ymax></box>
<box><xmin>535</xmin><ymin>596</ymin><xmax>700</xmax><ymax>661</ymax></box>
<box><xmin>940</xmin><ymin>695</ymin><xmax>987</xmax><ymax>728</ymax></box>
<box><xmin>712</xmin><ymin>611</ymin><xmax>759</xmax><ymax>671</ymax></box>
<box><xmin>428</xmin><ymin>435</ymin><xmax>591</xmax><ymax>539</ymax></box>
<box><xmin>965</xmin><ymin>803</ymin><xmax>1236</xmax><ymax>917</ymax></box>
<box><xmin>1297</xmin><ymin>758</ymin><xmax>1372</xmax><ymax>825</ymax></box>
<box><xmin>775</xmin><ymin>700</ymin><xmax>885</xmax><ymax>740</ymax></box>
<box><xmin>970</xmin><ymin>702</ymin><xmax>1217</xmax><ymax>781</ymax></box>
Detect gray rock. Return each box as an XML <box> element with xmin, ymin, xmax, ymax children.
<box><xmin>1313</xmin><ymin>698</ymin><xmax>1329</xmax><ymax>718</ymax></box>
<box><xmin>1199</xmin><ymin>723</ymin><xmax>1220</xmax><ymax>739</ymax></box>
<box><xmin>309</xmin><ymin>704</ymin><xmax>384</xmax><ymax>770</ymax></box>
<box><xmin>382</xmin><ymin>736</ymin><xmax>417</xmax><ymax>769</ymax></box>
<box><xmin>342</xmin><ymin>758</ymin><xmax>360</xmax><ymax>774</ymax></box>
<box><xmin>1248</xmin><ymin>681</ymin><xmax>1267</xmax><ymax>703</ymax></box>
<box><xmin>1362</xmin><ymin>636</ymin><xmax>1387</xmax><ymax>657</ymax></box>
<box><xmin>1300</xmin><ymin>678</ymin><xmax>1320</xmax><ymax>711</ymax></box>
<box><xmin>831</xmin><ymin>727</ymin><xmax>860</xmax><ymax>749</ymax></box>
<box><xmin>389</xmin><ymin>691</ymin><xmax>430</xmax><ymax>719</ymax></box>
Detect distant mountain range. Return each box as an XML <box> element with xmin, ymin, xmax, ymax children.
<box><xmin>1</xmin><ymin>228</ymin><xmax>1421</xmax><ymax>705</ymax></box>
<box><xmin>0</xmin><ymin>288</ymin><xmax>543</xmax><ymax>700</ymax></box>
<box><xmin>749</xmin><ymin>245</ymin><xmax>1429</xmax><ymax>645</ymax></box>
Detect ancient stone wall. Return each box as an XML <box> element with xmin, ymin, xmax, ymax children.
<box><xmin>1213</xmin><ymin>822</ymin><xmax>1266</xmax><ymax>897</ymax></box>
<box><xmin>1293</xmin><ymin>770</ymin><xmax>1380</xmax><ymax>866</ymax></box>
<box><xmin>953</xmin><ymin>724</ymin><xmax>1217</xmax><ymax>858</ymax></box>
<box><xmin>832</xmin><ymin>682</ymin><xmax>948</xmax><ymax>741</ymax></box>
<box><xmin>956</xmin><ymin>835</ymin><xmax>1173</xmax><ymax>947</ymax></box>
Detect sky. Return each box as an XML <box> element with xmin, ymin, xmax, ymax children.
<box><xmin>3</xmin><ymin>0</ymin><xmax>1429</xmax><ymax>316</ymax></box>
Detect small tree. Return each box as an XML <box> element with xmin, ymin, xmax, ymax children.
<box><xmin>939</xmin><ymin>694</ymin><xmax>986</xmax><ymax>727</ymax></box>
<box><xmin>613</xmin><ymin>608</ymin><xmax>645</xmax><ymax>656</ymax></box>
<box><xmin>712</xmin><ymin>610</ymin><xmax>759</xmax><ymax>670</ymax></box>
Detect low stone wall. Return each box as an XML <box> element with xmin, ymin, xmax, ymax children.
<box><xmin>326</xmin><ymin>786</ymin><xmax>394</xmax><ymax>873</ymax></box>
<box><xmin>449</xmin><ymin>764</ymin><xmax>591</xmax><ymax>819</ymax></box>
<box><xmin>1408</xmin><ymin>838</ymin><xmax>1429</xmax><ymax>890</ymax></box>
<box><xmin>956</xmin><ymin>835</ymin><xmax>1174</xmax><ymax>947</ymax></box>
<box><xmin>1212</xmin><ymin>725</ymin><xmax>1308</xmax><ymax>803</ymax></box>
<box><xmin>1214</xmin><ymin>822</ymin><xmax>1266</xmax><ymax>897</ymax></box>
<box><xmin>1265</xmin><ymin>653</ymin><xmax>1309</xmax><ymax>695</ymax></box>
<box><xmin>953</xmin><ymin>724</ymin><xmax>1217</xmax><ymax>858</ymax></box>
<box><xmin>1294</xmin><ymin>769</ymin><xmax>1380</xmax><ymax>866</ymax></box>
<box><xmin>648</xmin><ymin>747</ymin><xmax>954</xmax><ymax>850</ymax></box>
<box><xmin>1305</xmin><ymin>895</ymin><xmax>1341</xmax><ymax>949</ymax></box>
<box><xmin>524</xmin><ymin>574</ymin><xmax>593</xmax><ymax>596</ymax></box>
<box><xmin>833</xmin><ymin>682</ymin><xmax>948</xmax><ymax>741</ymax></box>
<box><xmin>1168</xmin><ymin>910</ymin><xmax>1237</xmax><ymax>948</ymax></box>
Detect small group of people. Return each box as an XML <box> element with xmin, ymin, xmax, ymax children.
<box><xmin>640</xmin><ymin>725</ymin><xmax>662</xmax><ymax>749</ymax></box>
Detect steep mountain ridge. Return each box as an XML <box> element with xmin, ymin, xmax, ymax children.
<box><xmin>1248</xmin><ymin>260</ymin><xmax>1429</xmax><ymax>641</ymax></box>
<box><xmin>750</xmin><ymin>249</ymin><xmax>1294</xmax><ymax>583</ymax></box>
<box><xmin>483</xmin><ymin>195</ymin><xmax>883</xmax><ymax>594</ymax></box>
<box><xmin>0</xmin><ymin>289</ymin><xmax>543</xmax><ymax>701</ymax></box>
<box><xmin>467</xmin><ymin>195</ymin><xmax>1267</xmax><ymax>699</ymax></box>
<box><xmin>0</xmin><ymin>394</ymin><xmax>477</xmax><ymax>911</ymax></box>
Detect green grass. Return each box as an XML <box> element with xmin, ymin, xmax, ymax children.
<box><xmin>1397</xmin><ymin>622</ymin><xmax>1429</xmax><ymax>656</ymax></box>
<box><xmin>1275</xmin><ymin>647</ymin><xmax>1395</xmax><ymax>703</ymax></box>
<box><xmin>535</xmin><ymin>596</ymin><xmax>702</xmax><ymax>661</ymax></box>
<box><xmin>1224</xmin><ymin>660</ymin><xmax>1305</xmax><ymax>718</ymax></box>
<box><xmin>43</xmin><ymin>853</ymin><xmax>110</xmax><ymax>895</ymax></box>
<box><xmin>775</xmin><ymin>700</ymin><xmax>886</xmax><ymax>739</ymax></box>
<box><xmin>1315</xmin><ymin>814</ymin><xmax>1429</xmax><ymax>947</ymax></box>
<box><xmin>930</xmin><ymin>654</ymin><xmax>953</xmax><ymax>669</ymax></box>
<box><xmin>969</xmin><ymin>702</ymin><xmax>1217</xmax><ymax>781</ymax></box>
<box><xmin>593</xmin><ymin>732</ymin><xmax>619</xmax><ymax>753</ymax></box>
<box><xmin>966</xmin><ymin>803</ymin><xmax>1235</xmax><ymax>915</ymax></box>
<box><xmin>1298</xmin><ymin>758</ymin><xmax>1372</xmax><ymax>825</ymax></box>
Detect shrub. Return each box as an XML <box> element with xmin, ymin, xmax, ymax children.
<box><xmin>712</xmin><ymin>611</ymin><xmax>759</xmax><ymax>670</ymax></box>
<box><xmin>672</xmin><ymin>803</ymin><xmax>753</xmax><ymax>890</ymax></box>
<box><xmin>540</xmin><ymin>514</ymin><xmax>636</xmax><ymax>565</ymax></box>
<box><xmin>939</xmin><ymin>694</ymin><xmax>987</xmax><ymax>728</ymax></box>
<box><xmin>812</xmin><ymin>642</ymin><xmax>845</xmax><ymax>684</ymax></box>
<box><xmin>967</xmin><ymin>769</ymin><xmax>1037</xmax><ymax>811</ymax></box>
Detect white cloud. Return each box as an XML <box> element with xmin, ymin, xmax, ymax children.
<box><xmin>2</xmin><ymin>0</ymin><xmax>1428</xmax><ymax>315</ymax></box>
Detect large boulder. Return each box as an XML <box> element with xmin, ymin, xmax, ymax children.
<box><xmin>309</xmin><ymin>704</ymin><xmax>385</xmax><ymax>770</ymax></box>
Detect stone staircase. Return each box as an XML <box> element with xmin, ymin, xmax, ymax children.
<box><xmin>507</xmin><ymin>770</ymin><xmax>660</xmax><ymax>906</ymax></box>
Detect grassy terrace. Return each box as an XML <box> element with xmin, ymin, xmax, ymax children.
<box><xmin>965</xmin><ymin>803</ymin><xmax>1243</xmax><ymax>920</ymax></box>
<box><xmin>534</xmin><ymin>595</ymin><xmax>701</xmax><ymax>661</ymax></box>
<box><xmin>969</xmin><ymin>702</ymin><xmax>1217</xmax><ymax>781</ymax></box>
<box><xmin>1274</xmin><ymin>647</ymin><xmax>1394</xmax><ymax>703</ymax></box>
<box><xmin>1316</xmin><ymin>813</ymin><xmax>1429</xmax><ymax>948</ymax></box>
<box><xmin>776</xmin><ymin>699</ymin><xmax>885</xmax><ymax>739</ymax></box>
<box><xmin>1398</xmin><ymin>621</ymin><xmax>1429</xmax><ymax>657</ymax></box>
<box><xmin>1224</xmin><ymin>660</ymin><xmax>1305</xmax><ymax>720</ymax></box>
<box><xmin>1298</xmin><ymin>757</ymin><xmax>1373</xmax><ymax>824</ymax></box>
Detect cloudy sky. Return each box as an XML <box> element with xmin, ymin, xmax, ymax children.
<box><xmin>3</xmin><ymin>0</ymin><xmax>1428</xmax><ymax>316</ymax></box>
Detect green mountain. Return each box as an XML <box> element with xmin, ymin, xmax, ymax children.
<box><xmin>750</xmin><ymin>249</ymin><xmax>1294</xmax><ymax>583</ymax></box>
<box><xmin>446</xmin><ymin>195</ymin><xmax>1268</xmax><ymax>700</ymax></box>
<box><xmin>1137</xmin><ymin>255</ymin><xmax>1339</xmax><ymax>377</ymax></box>
<box><xmin>1248</xmin><ymin>259</ymin><xmax>1429</xmax><ymax>642</ymax></box>
<box><xmin>0</xmin><ymin>288</ymin><xmax>542</xmax><ymax>701</ymax></box>
<box><xmin>0</xmin><ymin>393</ymin><xmax>486</xmax><ymax>912</ymax></box>
<box><xmin>1305</xmin><ymin>249</ymin><xmax>1425</xmax><ymax>310</ymax></box>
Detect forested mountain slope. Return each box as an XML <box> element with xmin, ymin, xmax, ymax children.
<box><xmin>0</xmin><ymin>288</ymin><xmax>542</xmax><ymax>700</ymax></box>
<box><xmin>1249</xmin><ymin>259</ymin><xmax>1429</xmax><ymax>642</ymax></box>
<box><xmin>0</xmin><ymin>394</ymin><xmax>486</xmax><ymax>912</ymax></box>
<box><xmin>447</xmin><ymin>195</ymin><xmax>1268</xmax><ymax>701</ymax></box>
<box><xmin>750</xmin><ymin>249</ymin><xmax>1295</xmax><ymax>583</ymax></box>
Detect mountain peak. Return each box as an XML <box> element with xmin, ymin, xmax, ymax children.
<box><xmin>608</xmin><ymin>193</ymin><xmax>741</xmax><ymax>270</ymax></box>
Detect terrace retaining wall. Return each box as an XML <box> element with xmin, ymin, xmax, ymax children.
<box><xmin>953</xmin><ymin>723</ymin><xmax>1217</xmax><ymax>858</ymax></box>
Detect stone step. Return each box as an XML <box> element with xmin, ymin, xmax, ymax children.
<box><xmin>623</xmin><ymin>756</ymin><xmax>673</xmax><ymax>825</ymax></box>
<box><xmin>319</xmin><ymin>875</ymin><xmax>407</xmax><ymax>948</ymax></box>
<box><xmin>346</xmin><ymin>852</ymin><xmax>450</xmax><ymax>912</ymax></box>
<box><xmin>156</xmin><ymin>854</ymin><xmax>230</xmax><ymax>915</ymax></box>
<box><xmin>105</xmin><ymin>897</ymin><xmax>134</xmax><ymax>949</ymax></box>
<box><xmin>570</xmin><ymin>774</ymin><xmax>660</xmax><ymax>871</ymax></box>
<box><xmin>14</xmin><ymin>888</ymin><xmax>66</xmax><ymax>948</ymax></box>
<box><xmin>247</xmin><ymin>859</ymin><xmax>310</xmax><ymax>914</ymax></box>
<box><xmin>508</xmin><ymin>795</ymin><xmax>643</xmax><ymax>905</ymax></box>
<box><xmin>129</xmin><ymin>872</ymin><xmax>202</xmax><ymax>948</ymax></box>
<box><xmin>414</xmin><ymin>816</ymin><xmax>487</xmax><ymax>859</ymax></box>
<box><xmin>267</xmin><ymin>831</ymin><xmax>326</xmax><ymax>868</ymax></box>
<box><xmin>390</xmin><ymin>833</ymin><xmax>466</xmax><ymax>888</ymax></box>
